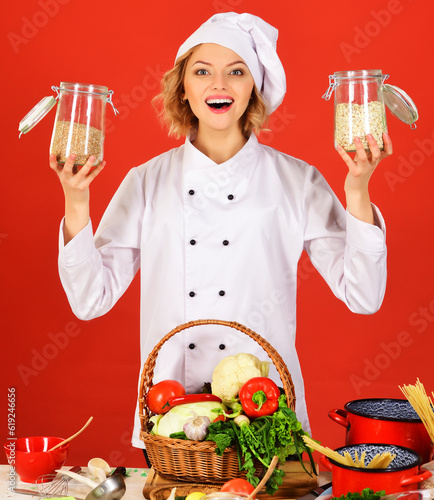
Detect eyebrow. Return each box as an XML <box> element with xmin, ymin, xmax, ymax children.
<box><xmin>192</xmin><ymin>60</ymin><xmax>248</xmax><ymax>67</ymax></box>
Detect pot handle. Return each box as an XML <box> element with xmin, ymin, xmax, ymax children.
<box><xmin>320</xmin><ymin>455</ymin><xmax>332</xmax><ymax>471</ymax></box>
<box><xmin>328</xmin><ymin>408</ymin><xmax>348</xmax><ymax>428</ymax></box>
<box><xmin>400</xmin><ymin>468</ymin><xmax>432</xmax><ymax>487</ymax></box>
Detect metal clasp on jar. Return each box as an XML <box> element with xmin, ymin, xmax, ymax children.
<box><xmin>322</xmin><ymin>75</ymin><xmax>339</xmax><ymax>101</ymax></box>
<box><xmin>322</xmin><ymin>73</ymin><xmax>390</xmax><ymax>101</ymax></box>
<box><xmin>51</xmin><ymin>85</ymin><xmax>119</xmax><ymax>115</ymax></box>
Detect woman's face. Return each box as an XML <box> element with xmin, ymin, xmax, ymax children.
<box><xmin>183</xmin><ymin>43</ymin><xmax>255</xmax><ymax>136</ymax></box>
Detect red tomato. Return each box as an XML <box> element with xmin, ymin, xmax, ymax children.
<box><xmin>146</xmin><ymin>380</ymin><xmax>185</xmax><ymax>414</ymax></box>
<box><xmin>220</xmin><ymin>478</ymin><xmax>255</xmax><ymax>498</ymax></box>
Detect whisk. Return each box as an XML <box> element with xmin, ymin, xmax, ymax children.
<box><xmin>36</xmin><ymin>466</ymin><xmax>82</xmax><ymax>497</ymax></box>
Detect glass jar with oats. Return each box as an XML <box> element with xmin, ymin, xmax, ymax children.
<box><xmin>322</xmin><ymin>69</ymin><xmax>419</xmax><ymax>152</ymax></box>
<box><xmin>18</xmin><ymin>81</ymin><xmax>118</xmax><ymax>164</ymax></box>
<box><xmin>49</xmin><ymin>82</ymin><xmax>114</xmax><ymax>166</ymax></box>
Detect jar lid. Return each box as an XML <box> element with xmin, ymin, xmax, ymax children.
<box><xmin>18</xmin><ymin>95</ymin><xmax>57</xmax><ymax>137</ymax></box>
<box><xmin>383</xmin><ymin>84</ymin><xmax>419</xmax><ymax>128</ymax></box>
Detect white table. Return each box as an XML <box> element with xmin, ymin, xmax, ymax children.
<box><xmin>0</xmin><ymin>465</ymin><xmax>151</xmax><ymax>500</ymax></box>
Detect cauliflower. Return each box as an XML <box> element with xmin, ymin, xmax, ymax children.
<box><xmin>211</xmin><ymin>353</ymin><xmax>270</xmax><ymax>404</ymax></box>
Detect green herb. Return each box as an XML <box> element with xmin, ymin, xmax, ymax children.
<box><xmin>206</xmin><ymin>420</ymin><xmax>236</xmax><ymax>454</ymax></box>
<box><xmin>169</xmin><ymin>431</ymin><xmax>189</xmax><ymax>440</ymax></box>
<box><xmin>331</xmin><ymin>488</ymin><xmax>386</xmax><ymax>500</ymax></box>
<box><xmin>205</xmin><ymin>395</ymin><xmax>316</xmax><ymax>496</ymax></box>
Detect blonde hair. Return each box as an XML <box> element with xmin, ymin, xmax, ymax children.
<box><xmin>152</xmin><ymin>47</ymin><xmax>270</xmax><ymax>139</ymax></box>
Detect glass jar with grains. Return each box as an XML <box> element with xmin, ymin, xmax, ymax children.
<box><xmin>19</xmin><ymin>82</ymin><xmax>119</xmax><ymax>166</ymax></box>
<box><xmin>322</xmin><ymin>69</ymin><xmax>418</xmax><ymax>152</ymax></box>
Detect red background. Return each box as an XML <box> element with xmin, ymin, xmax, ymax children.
<box><xmin>1</xmin><ymin>0</ymin><xmax>433</xmax><ymax>470</ymax></box>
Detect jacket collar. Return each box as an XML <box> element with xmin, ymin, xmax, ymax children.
<box><xmin>183</xmin><ymin>132</ymin><xmax>259</xmax><ymax>173</ymax></box>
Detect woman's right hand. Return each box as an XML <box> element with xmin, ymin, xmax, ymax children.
<box><xmin>49</xmin><ymin>153</ymin><xmax>106</xmax><ymax>244</ymax></box>
<box><xmin>49</xmin><ymin>153</ymin><xmax>106</xmax><ymax>203</ymax></box>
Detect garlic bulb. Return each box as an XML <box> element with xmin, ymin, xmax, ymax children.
<box><xmin>183</xmin><ymin>413</ymin><xmax>211</xmax><ymax>441</ymax></box>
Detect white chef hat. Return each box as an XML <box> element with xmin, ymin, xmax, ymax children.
<box><xmin>175</xmin><ymin>12</ymin><xmax>286</xmax><ymax>114</ymax></box>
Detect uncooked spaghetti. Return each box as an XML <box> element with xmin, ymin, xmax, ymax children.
<box><xmin>302</xmin><ymin>435</ymin><xmax>396</xmax><ymax>469</ymax></box>
<box><xmin>400</xmin><ymin>378</ymin><xmax>434</xmax><ymax>443</ymax></box>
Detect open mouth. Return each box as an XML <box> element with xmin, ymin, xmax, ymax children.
<box><xmin>206</xmin><ymin>98</ymin><xmax>234</xmax><ymax>110</ymax></box>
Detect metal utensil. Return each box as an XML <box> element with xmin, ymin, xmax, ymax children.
<box><xmin>84</xmin><ymin>473</ymin><xmax>126</xmax><ymax>500</ymax></box>
<box><xmin>380</xmin><ymin>489</ymin><xmax>434</xmax><ymax>500</ymax></box>
<box><xmin>37</xmin><ymin>466</ymin><xmax>82</xmax><ymax>497</ymax></box>
<box><xmin>296</xmin><ymin>482</ymin><xmax>333</xmax><ymax>500</ymax></box>
<box><xmin>14</xmin><ymin>487</ymin><xmax>84</xmax><ymax>499</ymax></box>
<box><xmin>57</xmin><ymin>467</ymin><xmax>126</xmax><ymax>500</ymax></box>
<box><xmin>14</xmin><ymin>488</ymin><xmax>46</xmax><ymax>497</ymax></box>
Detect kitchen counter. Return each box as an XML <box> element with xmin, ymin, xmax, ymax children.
<box><xmin>0</xmin><ymin>465</ymin><xmax>150</xmax><ymax>500</ymax></box>
<box><xmin>0</xmin><ymin>465</ymin><xmax>332</xmax><ymax>500</ymax></box>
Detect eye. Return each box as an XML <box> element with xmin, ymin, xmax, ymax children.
<box><xmin>230</xmin><ymin>69</ymin><xmax>244</xmax><ymax>76</ymax></box>
<box><xmin>195</xmin><ymin>69</ymin><xmax>209</xmax><ymax>75</ymax></box>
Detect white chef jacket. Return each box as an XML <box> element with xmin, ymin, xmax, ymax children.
<box><xmin>58</xmin><ymin>133</ymin><xmax>387</xmax><ymax>448</ymax></box>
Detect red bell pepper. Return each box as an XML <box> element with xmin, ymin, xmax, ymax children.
<box><xmin>213</xmin><ymin>414</ymin><xmax>227</xmax><ymax>422</ymax></box>
<box><xmin>239</xmin><ymin>377</ymin><xmax>280</xmax><ymax>418</ymax></box>
<box><xmin>163</xmin><ymin>393</ymin><xmax>222</xmax><ymax>410</ymax></box>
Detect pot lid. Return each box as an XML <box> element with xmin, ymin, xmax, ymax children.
<box><xmin>383</xmin><ymin>84</ymin><xmax>419</xmax><ymax>128</ymax></box>
<box><xmin>18</xmin><ymin>95</ymin><xmax>57</xmax><ymax>138</ymax></box>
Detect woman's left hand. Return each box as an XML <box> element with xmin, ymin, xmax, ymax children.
<box><xmin>337</xmin><ymin>133</ymin><xmax>393</xmax><ymax>193</ymax></box>
<box><xmin>337</xmin><ymin>133</ymin><xmax>393</xmax><ymax>224</ymax></box>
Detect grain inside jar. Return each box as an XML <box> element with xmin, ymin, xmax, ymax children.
<box><xmin>51</xmin><ymin>120</ymin><xmax>104</xmax><ymax>165</ymax></box>
<box><xmin>335</xmin><ymin>100</ymin><xmax>386</xmax><ymax>152</ymax></box>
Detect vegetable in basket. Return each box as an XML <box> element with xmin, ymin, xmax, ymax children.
<box><xmin>211</xmin><ymin>353</ymin><xmax>270</xmax><ymax>405</ymax></box>
<box><xmin>167</xmin><ymin>393</ymin><xmax>222</xmax><ymax>409</ymax></box>
<box><xmin>183</xmin><ymin>414</ymin><xmax>211</xmax><ymax>441</ymax></box>
<box><xmin>146</xmin><ymin>379</ymin><xmax>186</xmax><ymax>414</ymax></box>
<box><xmin>206</xmin><ymin>394</ymin><xmax>317</xmax><ymax>496</ymax></box>
<box><xmin>150</xmin><ymin>401</ymin><xmax>227</xmax><ymax>438</ymax></box>
<box><xmin>239</xmin><ymin>377</ymin><xmax>280</xmax><ymax>417</ymax></box>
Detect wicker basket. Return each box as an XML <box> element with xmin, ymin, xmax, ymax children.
<box><xmin>139</xmin><ymin>319</ymin><xmax>296</xmax><ymax>483</ymax></box>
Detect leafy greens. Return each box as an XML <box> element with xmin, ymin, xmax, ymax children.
<box><xmin>204</xmin><ymin>395</ymin><xmax>317</xmax><ymax>495</ymax></box>
<box><xmin>331</xmin><ymin>488</ymin><xmax>386</xmax><ymax>500</ymax></box>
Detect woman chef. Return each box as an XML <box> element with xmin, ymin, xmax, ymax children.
<box><xmin>49</xmin><ymin>12</ymin><xmax>392</xmax><ymax>458</ymax></box>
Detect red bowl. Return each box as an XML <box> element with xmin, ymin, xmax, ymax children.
<box><xmin>4</xmin><ymin>436</ymin><xmax>70</xmax><ymax>483</ymax></box>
